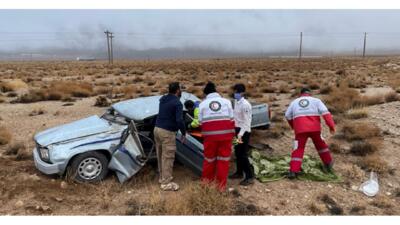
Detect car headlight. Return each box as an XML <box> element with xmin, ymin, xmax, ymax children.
<box><xmin>39</xmin><ymin>147</ymin><xmax>50</xmax><ymax>162</ymax></box>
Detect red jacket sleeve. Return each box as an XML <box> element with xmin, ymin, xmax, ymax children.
<box><xmin>322</xmin><ymin>113</ymin><xmax>335</xmax><ymax>131</ymax></box>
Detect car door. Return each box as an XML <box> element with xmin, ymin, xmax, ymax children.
<box><xmin>108</xmin><ymin>121</ymin><xmax>147</xmax><ymax>183</ymax></box>
<box><xmin>175</xmin><ymin>131</ymin><xmax>204</xmax><ymax>176</ymax></box>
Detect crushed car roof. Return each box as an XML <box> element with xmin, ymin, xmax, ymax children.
<box><xmin>111</xmin><ymin>92</ymin><xmax>201</xmax><ymax>121</ymax></box>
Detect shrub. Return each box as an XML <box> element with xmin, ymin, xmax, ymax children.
<box><xmin>49</xmin><ymin>81</ymin><xmax>93</xmax><ymax>98</ymax></box>
<box><xmin>128</xmin><ymin>182</ymin><xmax>259</xmax><ymax>215</ymax></box>
<box><xmin>324</xmin><ymin>86</ymin><xmax>361</xmax><ymax>113</ymax></box>
<box><xmin>384</xmin><ymin>91</ymin><xmax>400</xmax><ymax>102</ymax></box>
<box><xmin>5</xmin><ymin>142</ymin><xmax>25</xmax><ymax>155</ymax></box>
<box><xmin>278</xmin><ymin>84</ymin><xmax>290</xmax><ymax>93</ymax></box>
<box><xmin>320</xmin><ymin>86</ymin><xmax>333</xmax><ymax>94</ymax></box>
<box><xmin>13</xmin><ymin>90</ymin><xmax>47</xmax><ymax>103</ymax></box>
<box><xmin>47</xmin><ymin>91</ymin><xmax>63</xmax><ymax>101</ymax></box>
<box><xmin>349</xmin><ymin>139</ymin><xmax>381</xmax><ymax>156</ymax></box>
<box><xmin>371</xmin><ymin>196</ymin><xmax>394</xmax><ymax>209</ymax></box>
<box><xmin>260</xmin><ymin>86</ymin><xmax>277</xmax><ymax>93</ymax></box>
<box><xmin>0</xmin><ymin>126</ymin><xmax>12</xmax><ymax>145</ymax></box>
<box><xmin>94</xmin><ymin>96</ymin><xmax>111</xmax><ymax>107</ymax></box>
<box><xmin>341</xmin><ymin>122</ymin><xmax>381</xmax><ymax>141</ymax></box>
<box><xmin>309</xmin><ymin>82</ymin><xmax>320</xmax><ymax>90</ymax></box>
<box><xmin>345</xmin><ymin>108</ymin><xmax>368</xmax><ymax>120</ymax></box>
<box><xmin>359</xmin><ymin>154</ymin><xmax>388</xmax><ymax>173</ymax></box>
<box><xmin>0</xmin><ymin>79</ymin><xmax>28</xmax><ymax>92</ymax></box>
<box><xmin>357</xmin><ymin>95</ymin><xmax>384</xmax><ymax>106</ymax></box>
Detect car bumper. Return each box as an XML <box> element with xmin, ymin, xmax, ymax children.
<box><xmin>33</xmin><ymin>148</ymin><xmax>65</xmax><ymax>175</ymax></box>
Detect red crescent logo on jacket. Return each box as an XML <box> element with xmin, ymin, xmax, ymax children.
<box><xmin>209</xmin><ymin>101</ymin><xmax>221</xmax><ymax>112</ymax></box>
<box><xmin>299</xmin><ymin>99</ymin><xmax>310</xmax><ymax>108</ymax></box>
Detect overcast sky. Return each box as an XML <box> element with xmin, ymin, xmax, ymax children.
<box><xmin>1</xmin><ymin>10</ymin><xmax>400</xmax><ymax>58</ymax></box>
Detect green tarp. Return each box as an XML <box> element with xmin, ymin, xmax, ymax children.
<box><xmin>249</xmin><ymin>150</ymin><xmax>342</xmax><ymax>182</ymax></box>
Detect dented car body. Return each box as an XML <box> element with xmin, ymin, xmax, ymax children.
<box><xmin>33</xmin><ymin>92</ymin><xmax>270</xmax><ymax>183</ymax></box>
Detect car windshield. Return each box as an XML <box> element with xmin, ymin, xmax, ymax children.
<box><xmin>101</xmin><ymin>108</ymin><xmax>130</xmax><ymax>125</ymax></box>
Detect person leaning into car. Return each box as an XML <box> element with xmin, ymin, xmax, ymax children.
<box><xmin>154</xmin><ymin>82</ymin><xmax>186</xmax><ymax>191</ymax></box>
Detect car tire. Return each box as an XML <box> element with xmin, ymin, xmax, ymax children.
<box><xmin>68</xmin><ymin>151</ymin><xmax>109</xmax><ymax>183</ymax></box>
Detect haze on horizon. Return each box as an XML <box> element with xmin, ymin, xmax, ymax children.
<box><xmin>1</xmin><ymin>9</ymin><xmax>400</xmax><ymax>60</ymax></box>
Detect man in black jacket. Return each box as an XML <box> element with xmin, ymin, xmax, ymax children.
<box><xmin>154</xmin><ymin>82</ymin><xmax>186</xmax><ymax>191</ymax></box>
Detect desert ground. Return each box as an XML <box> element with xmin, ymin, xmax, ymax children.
<box><xmin>0</xmin><ymin>57</ymin><xmax>399</xmax><ymax>215</ymax></box>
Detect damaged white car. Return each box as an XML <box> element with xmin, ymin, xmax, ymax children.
<box><xmin>33</xmin><ymin>92</ymin><xmax>270</xmax><ymax>183</ymax></box>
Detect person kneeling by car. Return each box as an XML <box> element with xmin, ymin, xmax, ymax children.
<box><xmin>284</xmin><ymin>87</ymin><xmax>336</xmax><ymax>179</ymax></box>
<box><xmin>229</xmin><ymin>83</ymin><xmax>255</xmax><ymax>186</ymax></box>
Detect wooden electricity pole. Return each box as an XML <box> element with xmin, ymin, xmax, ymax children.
<box><xmin>363</xmin><ymin>32</ymin><xmax>367</xmax><ymax>58</ymax></box>
<box><xmin>110</xmin><ymin>32</ymin><xmax>114</xmax><ymax>64</ymax></box>
<box><xmin>104</xmin><ymin>30</ymin><xmax>111</xmax><ymax>63</ymax></box>
<box><xmin>299</xmin><ymin>32</ymin><xmax>303</xmax><ymax>59</ymax></box>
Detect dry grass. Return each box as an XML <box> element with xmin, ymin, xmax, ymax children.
<box><xmin>341</xmin><ymin>122</ymin><xmax>381</xmax><ymax>141</ymax></box>
<box><xmin>278</xmin><ymin>84</ymin><xmax>290</xmax><ymax>93</ymax></box>
<box><xmin>49</xmin><ymin>81</ymin><xmax>94</xmax><ymax>98</ymax></box>
<box><xmin>0</xmin><ymin>126</ymin><xmax>12</xmax><ymax>145</ymax></box>
<box><xmin>359</xmin><ymin>154</ymin><xmax>389</xmax><ymax>173</ymax></box>
<box><xmin>319</xmin><ymin>85</ymin><xmax>333</xmax><ymax>94</ymax></box>
<box><xmin>328</xmin><ymin>142</ymin><xmax>342</xmax><ymax>154</ymax></box>
<box><xmin>349</xmin><ymin>139</ymin><xmax>382</xmax><ymax>156</ymax></box>
<box><xmin>358</xmin><ymin>94</ymin><xmax>385</xmax><ymax>106</ymax></box>
<box><xmin>13</xmin><ymin>81</ymin><xmax>94</xmax><ymax>103</ymax></box>
<box><xmin>125</xmin><ymin>182</ymin><xmax>260</xmax><ymax>215</ymax></box>
<box><xmin>265</xmin><ymin>123</ymin><xmax>289</xmax><ymax>139</ymax></box>
<box><xmin>94</xmin><ymin>96</ymin><xmax>111</xmax><ymax>107</ymax></box>
<box><xmin>324</xmin><ymin>86</ymin><xmax>361</xmax><ymax>113</ymax></box>
<box><xmin>345</xmin><ymin>108</ymin><xmax>368</xmax><ymax>120</ymax></box>
<box><xmin>319</xmin><ymin>194</ymin><xmax>344</xmax><ymax>215</ymax></box>
<box><xmin>29</xmin><ymin>108</ymin><xmax>46</xmax><ymax>117</ymax></box>
<box><xmin>309</xmin><ymin>202</ymin><xmax>325</xmax><ymax>214</ymax></box>
<box><xmin>383</xmin><ymin>91</ymin><xmax>400</xmax><ymax>102</ymax></box>
<box><xmin>4</xmin><ymin>141</ymin><xmax>25</xmax><ymax>156</ymax></box>
<box><xmin>349</xmin><ymin>206</ymin><xmax>366</xmax><ymax>215</ymax></box>
<box><xmin>340</xmin><ymin>164</ymin><xmax>365</xmax><ymax>181</ymax></box>
<box><xmin>0</xmin><ymin>79</ymin><xmax>28</xmax><ymax>92</ymax></box>
<box><xmin>371</xmin><ymin>196</ymin><xmax>394</xmax><ymax>209</ymax></box>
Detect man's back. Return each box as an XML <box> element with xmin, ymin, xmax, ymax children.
<box><xmin>285</xmin><ymin>95</ymin><xmax>334</xmax><ymax>134</ymax></box>
<box><xmin>156</xmin><ymin>94</ymin><xmax>185</xmax><ymax>134</ymax></box>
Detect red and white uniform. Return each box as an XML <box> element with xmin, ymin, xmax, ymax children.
<box><xmin>199</xmin><ymin>92</ymin><xmax>235</xmax><ymax>190</ymax></box>
<box><xmin>285</xmin><ymin>93</ymin><xmax>335</xmax><ymax>173</ymax></box>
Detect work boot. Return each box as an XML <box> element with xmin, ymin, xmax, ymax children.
<box><xmin>160</xmin><ymin>182</ymin><xmax>180</xmax><ymax>191</ymax></box>
<box><xmin>322</xmin><ymin>163</ymin><xmax>334</xmax><ymax>173</ymax></box>
<box><xmin>287</xmin><ymin>171</ymin><xmax>298</xmax><ymax>180</ymax></box>
<box><xmin>239</xmin><ymin>177</ymin><xmax>255</xmax><ymax>186</ymax></box>
<box><xmin>229</xmin><ymin>172</ymin><xmax>244</xmax><ymax>179</ymax></box>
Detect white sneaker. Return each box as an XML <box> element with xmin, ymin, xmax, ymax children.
<box><xmin>160</xmin><ymin>182</ymin><xmax>180</xmax><ymax>191</ymax></box>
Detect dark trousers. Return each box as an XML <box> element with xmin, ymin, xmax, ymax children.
<box><xmin>234</xmin><ymin>127</ymin><xmax>254</xmax><ymax>179</ymax></box>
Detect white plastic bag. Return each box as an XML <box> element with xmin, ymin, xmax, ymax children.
<box><xmin>359</xmin><ymin>171</ymin><xmax>379</xmax><ymax>197</ymax></box>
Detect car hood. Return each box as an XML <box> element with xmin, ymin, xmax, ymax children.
<box><xmin>112</xmin><ymin>92</ymin><xmax>200</xmax><ymax>121</ymax></box>
<box><xmin>34</xmin><ymin>115</ymin><xmax>113</xmax><ymax>146</ymax></box>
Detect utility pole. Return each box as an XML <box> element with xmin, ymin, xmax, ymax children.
<box><xmin>109</xmin><ymin>32</ymin><xmax>114</xmax><ymax>64</ymax></box>
<box><xmin>104</xmin><ymin>30</ymin><xmax>111</xmax><ymax>64</ymax></box>
<box><xmin>363</xmin><ymin>32</ymin><xmax>367</xmax><ymax>58</ymax></box>
<box><xmin>299</xmin><ymin>32</ymin><xmax>303</xmax><ymax>59</ymax></box>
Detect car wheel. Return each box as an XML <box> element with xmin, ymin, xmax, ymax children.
<box><xmin>68</xmin><ymin>151</ymin><xmax>109</xmax><ymax>183</ymax></box>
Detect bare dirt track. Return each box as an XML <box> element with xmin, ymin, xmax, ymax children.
<box><xmin>0</xmin><ymin>58</ymin><xmax>400</xmax><ymax>215</ymax></box>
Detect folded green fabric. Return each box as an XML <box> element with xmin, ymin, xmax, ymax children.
<box><xmin>249</xmin><ymin>150</ymin><xmax>341</xmax><ymax>182</ymax></box>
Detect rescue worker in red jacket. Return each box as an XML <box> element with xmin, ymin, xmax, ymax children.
<box><xmin>284</xmin><ymin>88</ymin><xmax>336</xmax><ymax>179</ymax></box>
<box><xmin>199</xmin><ymin>82</ymin><xmax>235</xmax><ymax>191</ymax></box>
